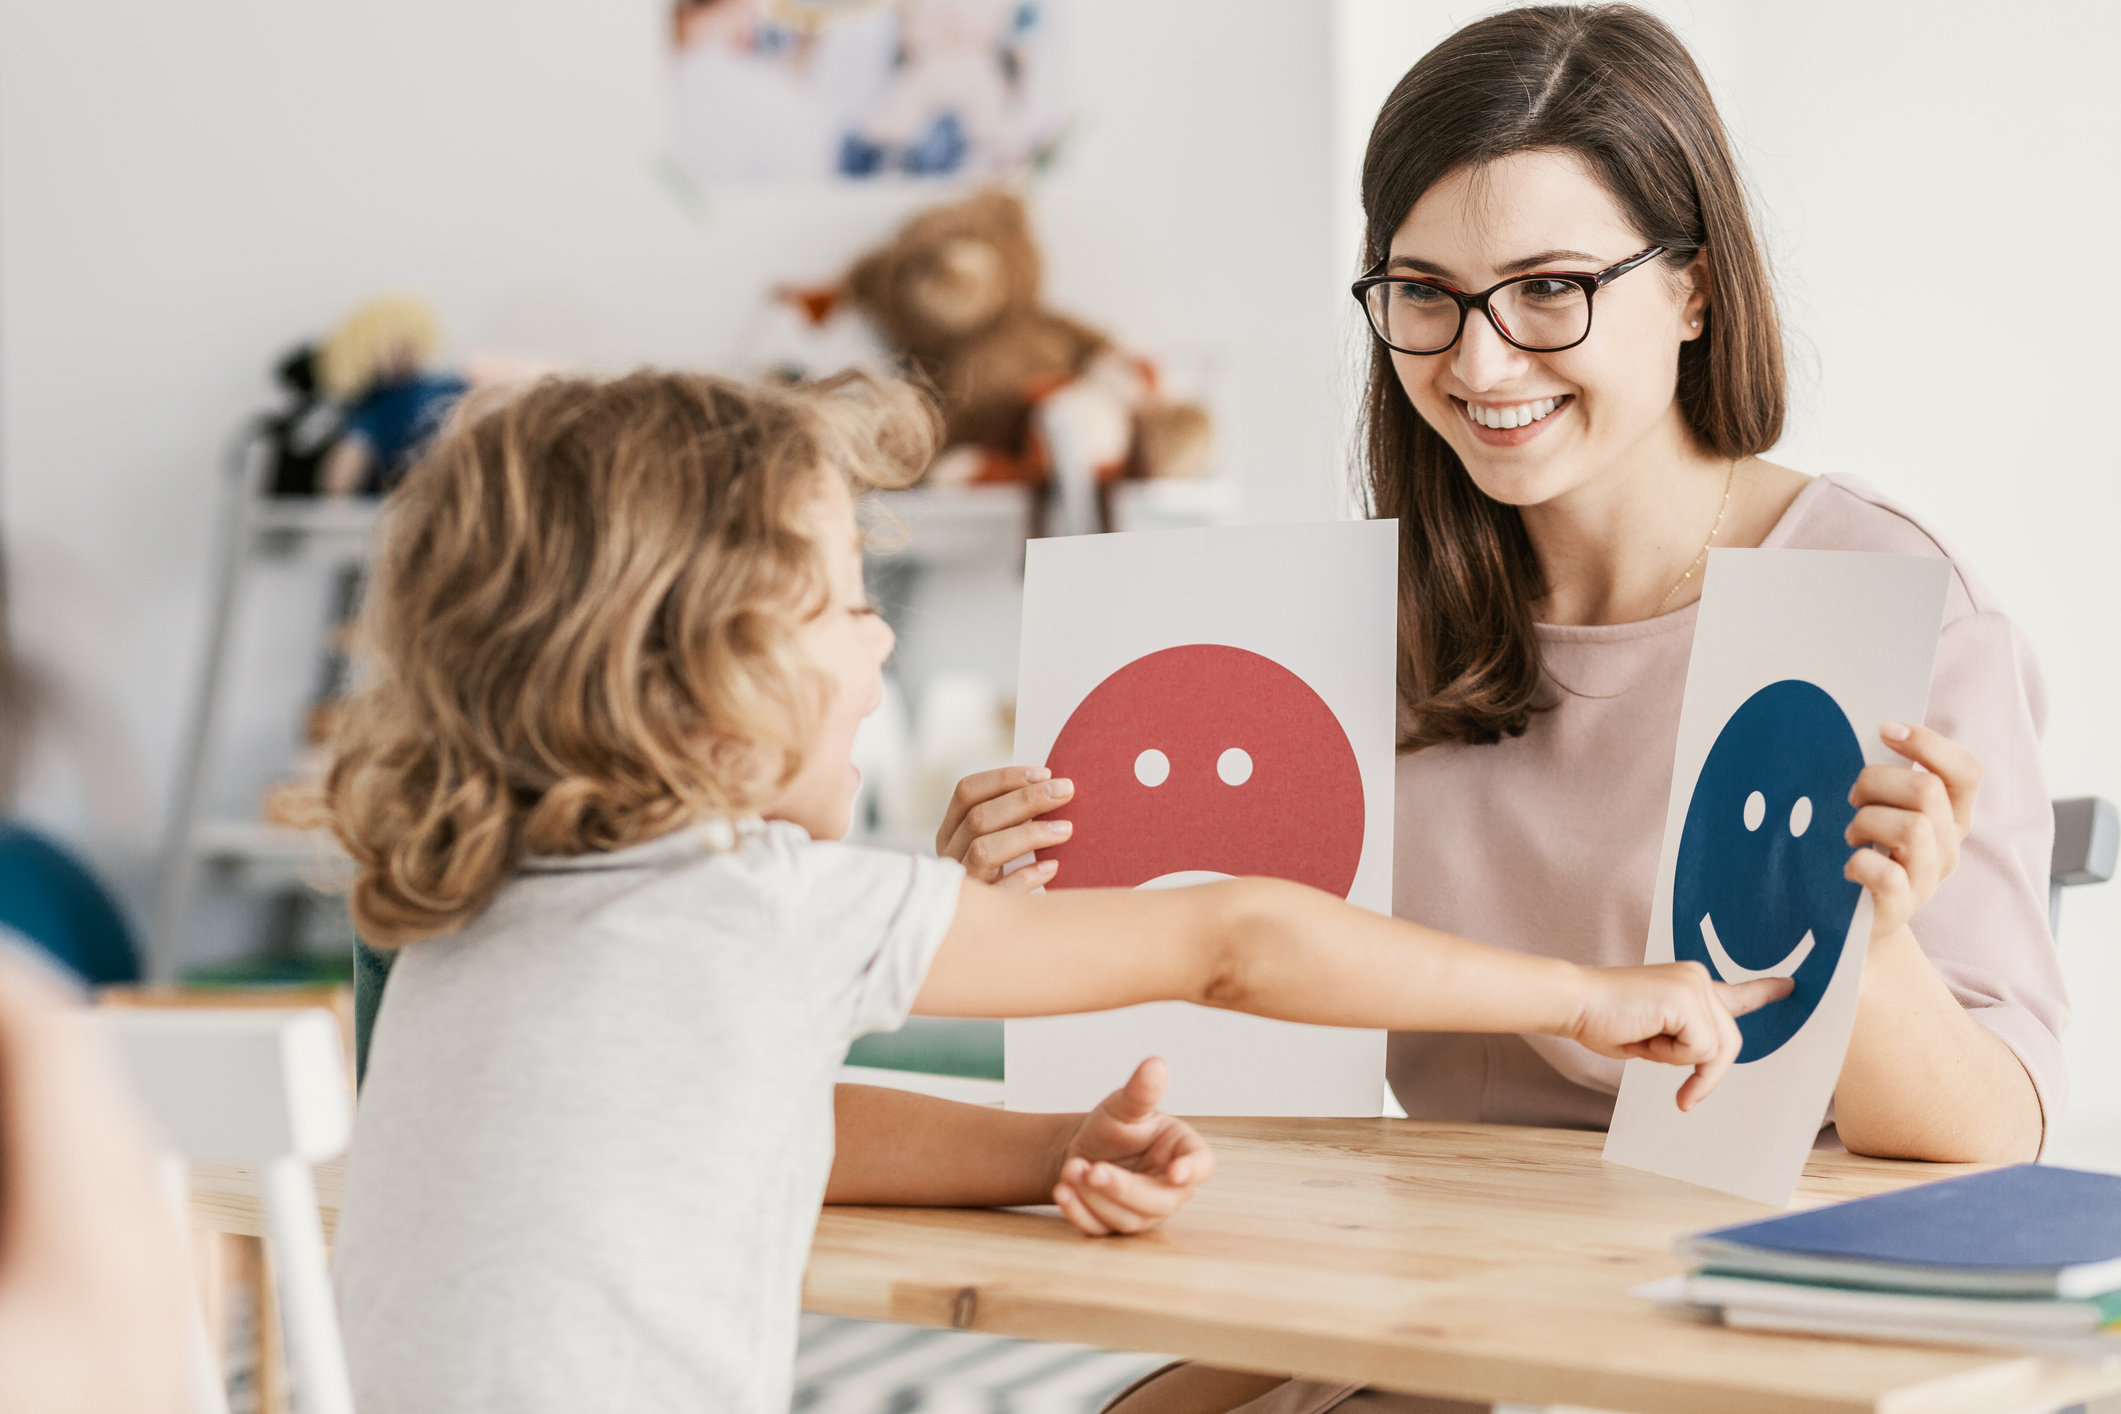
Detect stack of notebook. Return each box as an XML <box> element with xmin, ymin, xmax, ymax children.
<box><xmin>1656</xmin><ymin>1164</ymin><xmax>2121</xmax><ymax>1358</ymax></box>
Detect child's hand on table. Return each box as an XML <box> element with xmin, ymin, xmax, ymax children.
<box><xmin>1051</xmin><ymin>1057</ymin><xmax>1213</xmax><ymax>1236</ymax></box>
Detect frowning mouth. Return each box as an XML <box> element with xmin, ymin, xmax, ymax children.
<box><xmin>1699</xmin><ymin>913</ymin><xmax>1815</xmax><ymax>984</ymax></box>
<box><xmin>1136</xmin><ymin>870</ymin><xmax>1236</xmax><ymax>891</ymax></box>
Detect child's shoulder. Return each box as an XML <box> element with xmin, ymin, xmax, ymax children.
<box><xmin>513</xmin><ymin>818</ymin><xmax>964</xmax><ymax>934</ymax></box>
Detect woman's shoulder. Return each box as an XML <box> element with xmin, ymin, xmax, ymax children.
<box><xmin>1763</xmin><ymin>473</ymin><xmax>2003</xmax><ymax>624</ymax></box>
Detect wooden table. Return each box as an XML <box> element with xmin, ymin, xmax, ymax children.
<box><xmin>190</xmin><ymin>1117</ymin><xmax>2121</xmax><ymax>1414</ymax></box>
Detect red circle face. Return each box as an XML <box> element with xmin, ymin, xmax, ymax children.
<box><xmin>1039</xmin><ymin>644</ymin><xmax>1365</xmax><ymax>897</ymax></box>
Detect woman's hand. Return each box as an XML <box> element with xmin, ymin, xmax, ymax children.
<box><xmin>1050</xmin><ymin>1057</ymin><xmax>1214</xmax><ymax>1236</ymax></box>
<box><xmin>936</xmin><ymin>766</ymin><xmax>1075</xmax><ymax>891</ymax></box>
<box><xmin>1565</xmin><ymin>963</ymin><xmax>1792</xmax><ymax>1111</ymax></box>
<box><xmin>1845</xmin><ymin>723</ymin><xmax>1980</xmax><ymax>940</ymax></box>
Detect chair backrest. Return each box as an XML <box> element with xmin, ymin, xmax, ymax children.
<box><xmin>2051</xmin><ymin>796</ymin><xmax>2119</xmax><ymax>939</ymax></box>
<box><xmin>102</xmin><ymin>1007</ymin><xmax>356</xmax><ymax>1414</ymax></box>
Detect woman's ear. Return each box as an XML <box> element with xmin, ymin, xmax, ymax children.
<box><xmin>1681</xmin><ymin>251</ymin><xmax>1712</xmax><ymax>342</ymax></box>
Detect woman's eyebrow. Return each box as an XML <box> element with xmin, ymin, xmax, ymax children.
<box><xmin>1386</xmin><ymin>248</ymin><xmax>1605</xmax><ymax>278</ymax></box>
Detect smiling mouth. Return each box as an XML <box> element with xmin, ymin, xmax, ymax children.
<box><xmin>1699</xmin><ymin>914</ymin><xmax>1815</xmax><ymax>984</ymax></box>
<box><xmin>1458</xmin><ymin>395</ymin><xmax>1570</xmax><ymax>431</ymax></box>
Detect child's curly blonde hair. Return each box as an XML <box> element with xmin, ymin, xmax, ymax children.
<box><xmin>324</xmin><ymin>369</ymin><xmax>936</xmax><ymax>946</ymax></box>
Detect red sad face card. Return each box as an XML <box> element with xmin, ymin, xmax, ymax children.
<box><xmin>1040</xmin><ymin>644</ymin><xmax>1364</xmax><ymax>897</ymax></box>
<box><xmin>1004</xmin><ymin>522</ymin><xmax>1398</xmax><ymax>1117</ymax></box>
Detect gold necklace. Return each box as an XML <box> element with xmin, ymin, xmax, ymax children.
<box><xmin>1656</xmin><ymin>460</ymin><xmax>1737</xmax><ymax>615</ymax></box>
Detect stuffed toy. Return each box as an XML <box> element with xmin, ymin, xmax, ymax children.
<box><xmin>316</xmin><ymin>295</ymin><xmax>469</xmax><ymax>497</ymax></box>
<box><xmin>261</xmin><ymin>345</ymin><xmax>345</xmax><ymax>497</ymax></box>
<box><xmin>844</xmin><ymin>189</ymin><xmax>1213</xmax><ymax>524</ymax></box>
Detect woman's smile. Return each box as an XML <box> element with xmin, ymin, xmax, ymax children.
<box><xmin>1454</xmin><ymin>392</ymin><xmax>1573</xmax><ymax>445</ymax></box>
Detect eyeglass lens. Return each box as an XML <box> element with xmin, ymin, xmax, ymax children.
<box><xmin>1365</xmin><ymin>276</ymin><xmax>1591</xmax><ymax>354</ymax></box>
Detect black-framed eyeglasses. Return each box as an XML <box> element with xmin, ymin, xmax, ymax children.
<box><xmin>1351</xmin><ymin>246</ymin><xmax>1667</xmax><ymax>355</ymax></box>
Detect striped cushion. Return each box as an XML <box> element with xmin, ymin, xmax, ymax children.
<box><xmin>795</xmin><ymin>1315</ymin><xmax>1168</xmax><ymax>1414</ymax></box>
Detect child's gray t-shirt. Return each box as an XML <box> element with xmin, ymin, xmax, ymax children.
<box><xmin>335</xmin><ymin>819</ymin><xmax>965</xmax><ymax>1414</ymax></box>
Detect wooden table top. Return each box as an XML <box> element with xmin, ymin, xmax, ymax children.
<box><xmin>189</xmin><ymin>1117</ymin><xmax>2121</xmax><ymax>1414</ymax></box>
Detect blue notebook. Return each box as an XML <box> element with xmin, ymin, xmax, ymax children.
<box><xmin>1677</xmin><ymin>1164</ymin><xmax>2121</xmax><ymax>1298</ymax></box>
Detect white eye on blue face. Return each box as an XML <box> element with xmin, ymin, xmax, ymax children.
<box><xmin>1789</xmin><ymin>796</ymin><xmax>1813</xmax><ymax>837</ymax></box>
<box><xmin>1743</xmin><ymin>790</ymin><xmax>1765</xmax><ymax>831</ymax></box>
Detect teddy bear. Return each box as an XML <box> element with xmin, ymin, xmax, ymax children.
<box><xmin>843</xmin><ymin>188</ymin><xmax>1213</xmax><ymax>525</ymax></box>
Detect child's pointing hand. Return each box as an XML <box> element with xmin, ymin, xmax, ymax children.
<box><xmin>1051</xmin><ymin>1057</ymin><xmax>1213</xmax><ymax>1236</ymax></box>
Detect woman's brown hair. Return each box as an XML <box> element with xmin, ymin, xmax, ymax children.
<box><xmin>1360</xmin><ymin>2</ymin><xmax>1785</xmax><ymax>749</ymax></box>
<box><xmin>323</xmin><ymin>369</ymin><xmax>935</xmax><ymax>946</ymax></box>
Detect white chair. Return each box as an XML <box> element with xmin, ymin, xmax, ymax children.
<box><xmin>102</xmin><ymin>1007</ymin><xmax>355</xmax><ymax>1414</ymax></box>
<box><xmin>2051</xmin><ymin>796</ymin><xmax>2119</xmax><ymax>939</ymax></box>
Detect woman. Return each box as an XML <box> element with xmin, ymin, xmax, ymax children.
<box><xmin>942</xmin><ymin>6</ymin><xmax>2065</xmax><ymax>1408</ymax></box>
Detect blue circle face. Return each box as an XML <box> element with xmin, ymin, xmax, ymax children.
<box><xmin>1673</xmin><ymin>679</ymin><xmax>1865</xmax><ymax>1063</ymax></box>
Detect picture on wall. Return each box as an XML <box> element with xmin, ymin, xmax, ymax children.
<box><xmin>670</xmin><ymin>0</ymin><xmax>1067</xmax><ymax>185</ymax></box>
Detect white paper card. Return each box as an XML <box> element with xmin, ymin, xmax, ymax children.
<box><xmin>1004</xmin><ymin>521</ymin><xmax>1397</xmax><ymax>1115</ymax></box>
<box><xmin>1603</xmin><ymin>549</ymin><xmax>1951</xmax><ymax>1205</ymax></box>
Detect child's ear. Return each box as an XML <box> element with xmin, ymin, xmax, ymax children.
<box><xmin>694</xmin><ymin>730</ymin><xmax>787</xmax><ymax>809</ymax></box>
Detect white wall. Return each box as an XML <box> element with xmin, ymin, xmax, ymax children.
<box><xmin>1333</xmin><ymin>1</ymin><xmax>2121</xmax><ymax>1151</ymax></box>
<box><xmin>0</xmin><ymin>0</ymin><xmax>1341</xmax><ymax>956</ymax></box>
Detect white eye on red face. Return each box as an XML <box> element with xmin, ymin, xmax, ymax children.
<box><xmin>1133</xmin><ymin>748</ymin><xmax>1254</xmax><ymax>788</ymax></box>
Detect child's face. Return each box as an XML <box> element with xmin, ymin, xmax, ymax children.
<box><xmin>766</xmin><ymin>474</ymin><xmax>895</xmax><ymax>840</ymax></box>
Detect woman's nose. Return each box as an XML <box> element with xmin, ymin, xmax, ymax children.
<box><xmin>1451</xmin><ymin>307</ymin><xmax>1532</xmax><ymax>391</ymax></box>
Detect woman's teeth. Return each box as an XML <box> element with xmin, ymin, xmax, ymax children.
<box><xmin>1466</xmin><ymin>396</ymin><xmax>1563</xmax><ymax>430</ymax></box>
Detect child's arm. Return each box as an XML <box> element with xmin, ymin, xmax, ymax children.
<box><xmin>914</xmin><ymin>878</ymin><xmax>1789</xmax><ymax>1109</ymax></box>
<box><xmin>827</xmin><ymin>1058</ymin><xmax>1212</xmax><ymax>1235</ymax></box>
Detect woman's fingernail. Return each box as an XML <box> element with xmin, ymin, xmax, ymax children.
<box><xmin>1048</xmin><ymin>778</ymin><xmax>1073</xmax><ymax>798</ymax></box>
<box><xmin>1169</xmin><ymin>1162</ymin><xmax>1188</xmax><ymax>1184</ymax></box>
<box><xmin>1026</xmin><ymin>766</ymin><xmax>1051</xmax><ymax>782</ymax></box>
<box><xmin>1048</xmin><ymin>820</ymin><xmax>1072</xmax><ymax>836</ymax></box>
<box><xmin>1039</xmin><ymin>859</ymin><xmax>1059</xmax><ymax>875</ymax></box>
<box><xmin>1882</xmin><ymin>722</ymin><xmax>1913</xmax><ymax>742</ymax></box>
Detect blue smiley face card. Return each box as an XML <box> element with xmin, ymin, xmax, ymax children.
<box><xmin>1604</xmin><ymin>549</ymin><xmax>1951</xmax><ymax>1206</ymax></box>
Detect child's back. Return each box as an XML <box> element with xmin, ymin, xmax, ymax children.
<box><xmin>339</xmin><ymin>819</ymin><xmax>961</xmax><ymax>1411</ymax></box>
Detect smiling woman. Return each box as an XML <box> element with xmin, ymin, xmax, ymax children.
<box><xmin>1346</xmin><ymin>7</ymin><xmax>2061</xmax><ymax>1176</ymax></box>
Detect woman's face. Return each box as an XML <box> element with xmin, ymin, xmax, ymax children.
<box><xmin>1385</xmin><ymin>149</ymin><xmax>1707</xmax><ymax>509</ymax></box>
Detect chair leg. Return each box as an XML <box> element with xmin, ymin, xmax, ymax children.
<box><xmin>158</xmin><ymin>1157</ymin><xmax>234</xmax><ymax>1414</ymax></box>
<box><xmin>260</xmin><ymin>1157</ymin><xmax>355</xmax><ymax>1414</ymax></box>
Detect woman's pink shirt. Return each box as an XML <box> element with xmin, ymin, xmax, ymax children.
<box><xmin>1388</xmin><ymin>475</ymin><xmax>2069</xmax><ymax>1140</ymax></box>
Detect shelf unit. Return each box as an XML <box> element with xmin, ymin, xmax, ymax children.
<box><xmin>149</xmin><ymin>438</ymin><xmax>373</xmax><ymax>984</ymax></box>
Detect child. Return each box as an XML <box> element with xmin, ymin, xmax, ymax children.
<box><xmin>325</xmin><ymin>370</ymin><xmax>1781</xmax><ymax>1414</ymax></box>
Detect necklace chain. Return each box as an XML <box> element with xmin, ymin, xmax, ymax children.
<box><xmin>1656</xmin><ymin>460</ymin><xmax>1737</xmax><ymax>615</ymax></box>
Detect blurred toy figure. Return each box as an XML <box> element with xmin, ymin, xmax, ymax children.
<box><xmin>262</xmin><ymin>346</ymin><xmax>345</xmax><ymax>497</ymax></box>
<box><xmin>317</xmin><ymin>296</ymin><xmax>468</xmax><ymax>497</ymax></box>
<box><xmin>846</xmin><ymin>188</ymin><xmax>1213</xmax><ymax>525</ymax></box>
<box><xmin>0</xmin><ymin>946</ymin><xmax>189</xmax><ymax>1414</ymax></box>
